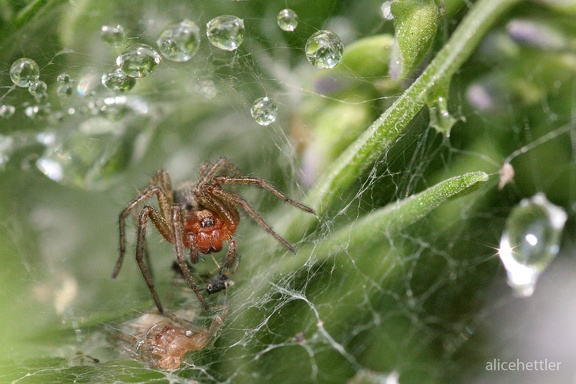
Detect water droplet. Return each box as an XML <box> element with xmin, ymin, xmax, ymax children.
<box><xmin>102</xmin><ymin>69</ymin><xmax>137</xmax><ymax>92</ymax></box>
<box><xmin>24</xmin><ymin>104</ymin><xmax>51</xmax><ymax>120</ymax></box>
<box><xmin>305</xmin><ymin>30</ymin><xmax>343</xmax><ymax>69</ymax></box>
<box><xmin>76</xmin><ymin>74</ymin><xmax>100</xmax><ymax>97</ymax></box>
<box><xmin>0</xmin><ymin>104</ymin><xmax>16</xmax><ymax>119</ymax></box>
<box><xmin>99</xmin><ymin>95</ymin><xmax>149</xmax><ymax>118</ymax></box>
<box><xmin>0</xmin><ymin>134</ymin><xmax>15</xmax><ymax>168</ymax></box>
<box><xmin>199</xmin><ymin>80</ymin><xmax>217</xmax><ymax>99</ymax></box>
<box><xmin>101</xmin><ymin>24</ymin><xmax>126</xmax><ymax>47</ymax></box>
<box><xmin>10</xmin><ymin>58</ymin><xmax>40</xmax><ymax>87</ymax></box>
<box><xmin>250</xmin><ymin>97</ymin><xmax>277</xmax><ymax>126</ymax></box>
<box><xmin>57</xmin><ymin>73</ymin><xmax>74</xmax><ymax>84</ymax></box>
<box><xmin>206</xmin><ymin>15</ymin><xmax>245</xmax><ymax>51</ymax></box>
<box><xmin>277</xmin><ymin>9</ymin><xmax>298</xmax><ymax>32</ymax></box>
<box><xmin>428</xmin><ymin>95</ymin><xmax>457</xmax><ymax>137</ymax></box>
<box><xmin>499</xmin><ymin>193</ymin><xmax>567</xmax><ymax>297</ymax></box>
<box><xmin>29</xmin><ymin>80</ymin><xmax>48</xmax><ymax>102</ymax></box>
<box><xmin>56</xmin><ymin>84</ymin><xmax>74</xmax><ymax>98</ymax></box>
<box><xmin>157</xmin><ymin>19</ymin><xmax>201</xmax><ymax>62</ymax></box>
<box><xmin>36</xmin><ymin>157</ymin><xmax>64</xmax><ymax>181</ymax></box>
<box><xmin>35</xmin><ymin>97</ymin><xmax>156</xmax><ymax>189</ymax></box>
<box><xmin>116</xmin><ymin>44</ymin><xmax>162</xmax><ymax>78</ymax></box>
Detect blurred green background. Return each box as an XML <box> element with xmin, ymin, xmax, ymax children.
<box><xmin>0</xmin><ymin>0</ymin><xmax>575</xmax><ymax>383</ymax></box>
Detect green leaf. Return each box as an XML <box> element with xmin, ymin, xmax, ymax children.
<box><xmin>390</xmin><ymin>0</ymin><xmax>441</xmax><ymax>81</ymax></box>
<box><xmin>300</xmin><ymin>171</ymin><xmax>489</xmax><ymax>267</ymax></box>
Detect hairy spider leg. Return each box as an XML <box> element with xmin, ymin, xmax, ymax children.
<box><xmin>172</xmin><ymin>206</ymin><xmax>210</xmax><ymax>311</ymax></box>
<box><xmin>215</xmin><ymin>176</ymin><xmax>315</xmax><ymax>214</ymax></box>
<box><xmin>209</xmin><ymin>187</ymin><xmax>298</xmax><ymax>253</ymax></box>
<box><xmin>197</xmin><ymin>157</ymin><xmax>243</xmax><ymax>186</ymax></box>
<box><xmin>114</xmin><ymin>170</ymin><xmax>174</xmax><ymax>278</ymax></box>
<box><xmin>134</xmin><ymin>205</ymin><xmax>175</xmax><ymax>314</ymax></box>
<box><xmin>194</xmin><ymin>190</ymin><xmax>240</xmax><ymax>233</ymax></box>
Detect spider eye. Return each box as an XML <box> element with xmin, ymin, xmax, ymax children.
<box><xmin>200</xmin><ymin>217</ymin><xmax>215</xmax><ymax>228</ymax></box>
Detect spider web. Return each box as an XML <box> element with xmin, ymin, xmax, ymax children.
<box><xmin>0</xmin><ymin>1</ymin><xmax>575</xmax><ymax>383</ymax></box>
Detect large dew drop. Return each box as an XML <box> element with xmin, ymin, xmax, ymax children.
<box><xmin>117</xmin><ymin>44</ymin><xmax>162</xmax><ymax>78</ymax></box>
<box><xmin>305</xmin><ymin>30</ymin><xmax>343</xmax><ymax>69</ymax></box>
<box><xmin>250</xmin><ymin>97</ymin><xmax>277</xmax><ymax>126</ymax></box>
<box><xmin>157</xmin><ymin>19</ymin><xmax>201</xmax><ymax>62</ymax></box>
<box><xmin>498</xmin><ymin>193</ymin><xmax>567</xmax><ymax>297</ymax></box>
<box><xmin>277</xmin><ymin>9</ymin><xmax>298</xmax><ymax>32</ymax></box>
<box><xmin>206</xmin><ymin>15</ymin><xmax>244</xmax><ymax>51</ymax></box>
<box><xmin>10</xmin><ymin>58</ymin><xmax>40</xmax><ymax>87</ymax></box>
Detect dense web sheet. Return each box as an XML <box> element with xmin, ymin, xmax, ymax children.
<box><xmin>0</xmin><ymin>0</ymin><xmax>575</xmax><ymax>383</ymax></box>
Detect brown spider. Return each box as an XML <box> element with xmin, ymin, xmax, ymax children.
<box><xmin>136</xmin><ymin>311</ymin><xmax>226</xmax><ymax>370</ymax></box>
<box><xmin>113</xmin><ymin>157</ymin><xmax>315</xmax><ymax>313</ymax></box>
<box><xmin>111</xmin><ymin>308</ymin><xmax>228</xmax><ymax>370</ymax></box>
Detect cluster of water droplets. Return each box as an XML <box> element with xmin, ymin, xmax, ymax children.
<box><xmin>498</xmin><ymin>193</ymin><xmax>567</xmax><ymax>297</ymax></box>
<box><xmin>0</xmin><ymin>8</ymin><xmax>347</xmax><ymax>185</ymax></box>
<box><xmin>0</xmin><ymin>46</ymin><xmax>161</xmax><ymax>187</ymax></box>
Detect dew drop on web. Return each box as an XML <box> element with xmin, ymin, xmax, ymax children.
<box><xmin>101</xmin><ymin>24</ymin><xmax>126</xmax><ymax>47</ymax></box>
<box><xmin>56</xmin><ymin>73</ymin><xmax>75</xmax><ymax>98</ymax></box>
<box><xmin>28</xmin><ymin>80</ymin><xmax>48</xmax><ymax>102</ymax></box>
<box><xmin>56</xmin><ymin>84</ymin><xmax>74</xmax><ymax>98</ymax></box>
<box><xmin>0</xmin><ymin>105</ymin><xmax>16</xmax><ymax>119</ymax></box>
<box><xmin>157</xmin><ymin>19</ymin><xmax>201</xmax><ymax>62</ymax></box>
<box><xmin>10</xmin><ymin>58</ymin><xmax>40</xmax><ymax>87</ymax></box>
<box><xmin>56</xmin><ymin>73</ymin><xmax>74</xmax><ymax>85</ymax></box>
<box><xmin>250</xmin><ymin>97</ymin><xmax>277</xmax><ymax>126</ymax></box>
<box><xmin>116</xmin><ymin>44</ymin><xmax>162</xmax><ymax>78</ymax></box>
<box><xmin>206</xmin><ymin>15</ymin><xmax>244</xmax><ymax>51</ymax></box>
<box><xmin>102</xmin><ymin>69</ymin><xmax>137</xmax><ymax>92</ymax></box>
<box><xmin>305</xmin><ymin>30</ymin><xmax>343</xmax><ymax>69</ymax></box>
<box><xmin>277</xmin><ymin>9</ymin><xmax>298</xmax><ymax>32</ymax></box>
<box><xmin>498</xmin><ymin>193</ymin><xmax>567</xmax><ymax>297</ymax></box>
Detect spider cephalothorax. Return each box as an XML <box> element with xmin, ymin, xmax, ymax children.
<box><xmin>113</xmin><ymin>157</ymin><xmax>315</xmax><ymax>313</ymax></box>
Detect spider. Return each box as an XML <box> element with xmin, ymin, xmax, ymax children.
<box><xmin>112</xmin><ymin>308</ymin><xmax>228</xmax><ymax>370</ymax></box>
<box><xmin>113</xmin><ymin>157</ymin><xmax>315</xmax><ymax>313</ymax></box>
<box><xmin>136</xmin><ymin>311</ymin><xmax>226</xmax><ymax>370</ymax></box>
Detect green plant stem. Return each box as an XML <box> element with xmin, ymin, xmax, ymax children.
<box><xmin>289</xmin><ymin>171</ymin><xmax>488</xmax><ymax>269</ymax></box>
<box><xmin>306</xmin><ymin>0</ymin><xmax>522</xmax><ymax>217</ymax></box>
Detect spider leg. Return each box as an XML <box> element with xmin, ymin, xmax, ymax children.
<box><xmin>214</xmin><ymin>176</ymin><xmax>315</xmax><ymax>214</ymax></box>
<box><xmin>223</xmin><ymin>235</ymin><xmax>238</xmax><ymax>270</ymax></box>
<box><xmin>143</xmin><ymin>243</ymin><xmax>154</xmax><ymax>280</ymax></box>
<box><xmin>198</xmin><ymin>157</ymin><xmax>241</xmax><ymax>185</ymax></box>
<box><xmin>209</xmin><ymin>188</ymin><xmax>298</xmax><ymax>253</ymax></box>
<box><xmin>134</xmin><ymin>206</ymin><xmax>171</xmax><ymax>314</ymax></box>
<box><xmin>187</xmin><ymin>233</ymin><xmax>201</xmax><ymax>264</ymax></box>
<box><xmin>114</xmin><ymin>172</ymin><xmax>173</xmax><ymax>278</ymax></box>
<box><xmin>171</xmin><ymin>206</ymin><xmax>210</xmax><ymax>311</ymax></box>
